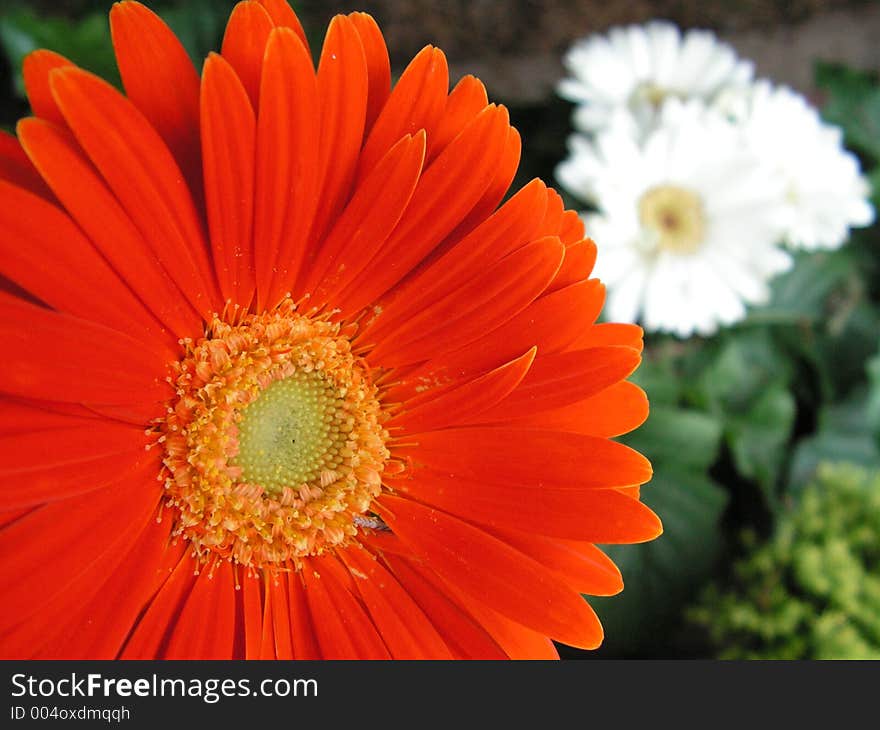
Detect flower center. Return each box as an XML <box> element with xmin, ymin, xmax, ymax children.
<box><xmin>632</xmin><ymin>81</ymin><xmax>669</xmax><ymax>109</ymax></box>
<box><xmin>235</xmin><ymin>372</ymin><xmax>345</xmax><ymax>494</ymax></box>
<box><xmin>158</xmin><ymin>301</ymin><xmax>390</xmax><ymax>569</ymax></box>
<box><xmin>638</xmin><ymin>184</ymin><xmax>706</xmax><ymax>254</ymax></box>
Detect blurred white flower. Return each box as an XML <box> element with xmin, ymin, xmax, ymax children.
<box><xmin>558</xmin><ymin>20</ymin><xmax>753</xmax><ymax>136</ymax></box>
<box><xmin>557</xmin><ymin>101</ymin><xmax>792</xmax><ymax>337</ymax></box>
<box><xmin>739</xmin><ymin>80</ymin><xmax>874</xmax><ymax>250</ymax></box>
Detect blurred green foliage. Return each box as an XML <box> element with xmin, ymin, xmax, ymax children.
<box><xmin>817</xmin><ymin>63</ymin><xmax>880</xmax><ymax>171</ymax></box>
<box><xmin>0</xmin><ymin>0</ymin><xmax>235</xmax><ymax>127</ymax></box>
<box><xmin>0</xmin><ymin>5</ymin><xmax>120</xmax><ymax>92</ymax></box>
<box><xmin>688</xmin><ymin>463</ymin><xmax>880</xmax><ymax>659</ymax></box>
<box><xmin>0</xmin><ymin>0</ymin><xmax>234</xmax><ymax>75</ymax></box>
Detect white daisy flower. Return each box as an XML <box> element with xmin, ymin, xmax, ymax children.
<box><xmin>558</xmin><ymin>20</ymin><xmax>753</xmax><ymax>136</ymax></box>
<box><xmin>556</xmin><ymin>101</ymin><xmax>792</xmax><ymax>337</ymax></box>
<box><xmin>739</xmin><ymin>80</ymin><xmax>874</xmax><ymax>251</ymax></box>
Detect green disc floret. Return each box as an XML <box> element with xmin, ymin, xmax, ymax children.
<box><xmin>235</xmin><ymin>371</ymin><xmax>344</xmax><ymax>493</ymax></box>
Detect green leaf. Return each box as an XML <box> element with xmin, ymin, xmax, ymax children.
<box><xmin>687</xmin><ymin>331</ymin><xmax>799</xmax><ymax>503</ymax></box>
<box><xmin>745</xmin><ymin>249</ymin><xmax>855</xmax><ymax>327</ymax></box>
<box><xmin>867</xmin><ymin>352</ymin><xmax>880</xmax><ymax>438</ymax></box>
<box><xmin>0</xmin><ymin>8</ymin><xmax>119</xmax><ymax>94</ymax></box>
<box><xmin>0</xmin><ymin>2</ymin><xmax>237</xmax><ymax>98</ymax></box>
<box><xmin>694</xmin><ymin>329</ymin><xmax>793</xmax><ymax>413</ymax></box>
<box><xmin>159</xmin><ymin>0</ymin><xmax>233</xmax><ymax>67</ymax></box>
<box><xmin>869</xmin><ymin>166</ymin><xmax>880</xmax><ymax>210</ymax></box>
<box><xmin>814</xmin><ymin>298</ymin><xmax>880</xmax><ymax>399</ymax></box>
<box><xmin>788</xmin><ymin>386</ymin><xmax>880</xmax><ymax>492</ymax></box>
<box><xmin>590</xmin><ymin>471</ymin><xmax>728</xmax><ymax>656</ymax></box>
<box><xmin>726</xmin><ymin>385</ymin><xmax>796</xmax><ymax>501</ymax></box>
<box><xmin>627</xmin><ymin>350</ymin><xmax>681</xmax><ymax>407</ymax></box>
<box><xmin>590</xmin><ymin>400</ymin><xmax>726</xmax><ymax>656</ymax></box>
<box><xmin>815</xmin><ymin>61</ymin><xmax>880</xmax><ymax>162</ymax></box>
<box><xmin>622</xmin><ymin>405</ymin><xmax>723</xmax><ymax>474</ymax></box>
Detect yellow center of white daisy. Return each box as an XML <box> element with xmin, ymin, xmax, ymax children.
<box><xmin>158</xmin><ymin>300</ymin><xmax>390</xmax><ymax>569</ymax></box>
<box><xmin>638</xmin><ymin>184</ymin><xmax>706</xmax><ymax>254</ymax></box>
<box><xmin>632</xmin><ymin>82</ymin><xmax>670</xmax><ymax>108</ymax></box>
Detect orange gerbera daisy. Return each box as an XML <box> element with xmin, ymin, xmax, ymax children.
<box><xmin>0</xmin><ymin>0</ymin><xmax>660</xmax><ymax>659</ymax></box>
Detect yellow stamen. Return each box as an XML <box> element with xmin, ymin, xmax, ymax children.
<box><xmin>638</xmin><ymin>184</ymin><xmax>706</xmax><ymax>254</ymax></box>
<box><xmin>633</xmin><ymin>81</ymin><xmax>670</xmax><ymax>108</ymax></box>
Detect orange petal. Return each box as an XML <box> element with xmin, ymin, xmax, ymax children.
<box><xmin>0</xmin><ymin>397</ymin><xmax>143</xmax><ymax>429</ymax></box>
<box><xmin>241</xmin><ymin>571</ymin><xmax>263</xmax><ymax>660</ymax></box>
<box><xmin>16</xmin><ymin>118</ymin><xmax>204</xmax><ymax>340</ymax></box>
<box><xmin>42</xmin><ymin>519</ymin><xmax>182</xmax><ymax>659</ymax></box>
<box><xmin>6</xmin><ymin>505</ymin><xmax>166</xmax><ymax>659</ymax></box>
<box><xmin>377</xmin><ymin>495</ymin><xmax>605</xmax><ymax>650</ymax></box>
<box><xmin>305</xmin><ymin>15</ymin><xmax>369</xmax><ymax>253</ymax></box>
<box><xmin>201</xmin><ymin>53</ymin><xmax>256</xmax><ymax>305</ymax></box>
<box><xmin>382</xmin><ymin>553</ymin><xmax>507</xmax><ymax>659</ymax></box>
<box><xmin>304</xmin><ymin>132</ymin><xmax>425</xmax><ymax>301</ymax></box>
<box><xmin>257</xmin><ymin>0</ymin><xmax>308</xmax><ymax>47</ymax></box>
<box><xmin>356</xmin><ymin>45</ymin><xmax>448</xmax><ymax>180</ymax></box>
<box><xmin>487</xmin><ymin>529</ymin><xmax>624</xmax><ymax>596</ymax></box>
<box><xmin>558</xmin><ymin>209</ymin><xmax>586</xmax><ymax>244</ymax></box>
<box><xmin>110</xmin><ymin>1</ymin><xmax>202</xmax><ymax>200</ymax></box>
<box><xmin>340</xmin><ymin>546</ymin><xmax>454</xmax><ymax>659</ymax></box>
<box><xmin>0</xmin><ymin>292</ymin><xmax>170</xmax><ymax>411</ymax></box>
<box><xmin>49</xmin><ymin>67</ymin><xmax>219</xmax><ymax>317</ymax></box>
<box><xmin>549</xmin><ymin>238</ymin><xmax>597</xmax><ymax>292</ymax></box>
<box><xmin>393</xmin><ymin>279</ymin><xmax>607</xmax><ymax>397</ymax></box>
<box><xmin>438</xmin><ymin>574</ymin><xmax>562</xmax><ymax>659</ymax></box>
<box><xmin>370</xmin><ymin>178</ymin><xmax>550</xmax><ymax>332</ymax></box>
<box><xmin>368</xmin><ymin>236</ymin><xmax>562</xmax><ymax>366</ymax></box>
<box><xmin>253</xmin><ymin>28</ymin><xmax>320</xmax><ymax>308</ymax></box>
<box><xmin>269</xmin><ymin>573</ymin><xmax>294</xmax><ymax>659</ymax></box>
<box><xmin>0</xmin><ymin>507</ymin><xmax>35</xmax><ymax>530</ymax></box>
<box><xmin>0</xmin><ymin>399</ymin><xmax>102</xmax><ymax>435</ymax></box>
<box><xmin>392</xmin><ymin>348</ymin><xmax>535</xmax><ymax>433</ymax></box>
<box><xmin>164</xmin><ymin>562</ymin><xmax>236</xmax><ymax>659</ymax></box>
<box><xmin>0</xmin><ymin>177</ymin><xmax>174</xmax><ymax>352</ymax></box>
<box><xmin>259</xmin><ymin>574</ymin><xmax>276</xmax><ymax>659</ymax></box>
<box><xmin>0</xmin><ymin>458</ymin><xmax>162</xmax><ymax>637</ymax></box>
<box><xmin>477</xmin><ymin>346</ymin><xmax>641</xmax><ymax>422</ymax></box>
<box><xmin>570</xmin><ymin>321</ymin><xmax>645</xmax><ymax>353</ymax></box>
<box><xmin>427</xmin><ymin>74</ymin><xmax>489</xmax><ymax>163</ymax></box>
<box><xmin>348</xmin><ymin>13</ymin><xmax>390</xmax><ymax>135</ymax></box>
<box><xmin>288</xmin><ymin>572</ymin><xmax>320</xmax><ymax>659</ymax></box>
<box><xmin>301</xmin><ymin>556</ymin><xmax>391</xmax><ymax>659</ymax></box>
<box><xmin>121</xmin><ymin>554</ymin><xmax>198</xmax><ymax>658</ymax></box>
<box><xmin>440</xmin><ymin>125</ymin><xmax>521</xmax><ymax>250</ymax></box>
<box><xmin>0</xmin><ymin>426</ymin><xmax>150</xmax><ymax>488</ymax></box>
<box><xmin>510</xmin><ymin>380</ymin><xmax>650</xmax><ymax>437</ymax></box>
<box><xmin>392</xmin><ymin>468</ymin><xmax>661</xmax><ymax>543</ymax></box>
<box><xmin>221</xmin><ymin>1</ymin><xmax>275</xmax><ymax>109</ymax></box>
<box><xmin>0</xmin><ymin>130</ymin><xmax>52</xmax><ymax>199</ymax></box>
<box><xmin>539</xmin><ymin>187</ymin><xmax>565</xmax><ymax>234</ymax></box>
<box><xmin>340</xmin><ymin>105</ymin><xmax>511</xmax><ymax>316</ymax></box>
<box><xmin>0</xmin><ymin>426</ymin><xmax>153</xmax><ymax>511</ymax></box>
<box><xmin>22</xmin><ymin>50</ymin><xmax>72</xmax><ymax>127</ymax></box>
<box><xmin>397</xmin><ymin>427</ymin><xmax>651</xmax><ymax>489</ymax></box>
<box><xmin>369</xmin><ymin>531</ymin><xmax>553</xmax><ymax>658</ymax></box>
